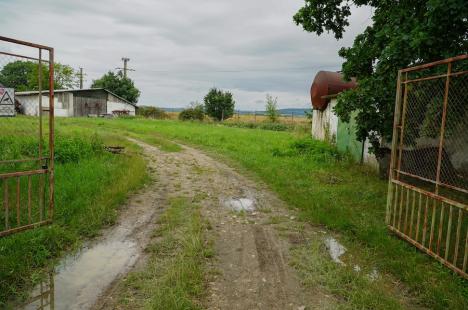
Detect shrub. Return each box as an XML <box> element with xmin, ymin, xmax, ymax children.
<box><xmin>138</xmin><ymin>106</ymin><xmax>168</xmax><ymax>119</ymax></box>
<box><xmin>179</xmin><ymin>104</ymin><xmax>205</xmax><ymax>121</ymax></box>
<box><xmin>265</xmin><ymin>94</ymin><xmax>280</xmax><ymax>123</ymax></box>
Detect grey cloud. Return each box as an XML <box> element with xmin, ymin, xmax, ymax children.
<box><xmin>0</xmin><ymin>0</ymin><xmax>372</xmax><ymax>109</ymax></box>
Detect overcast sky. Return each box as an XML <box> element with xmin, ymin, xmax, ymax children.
<box><xmin>0</xmin><ymin>0</ymin><xmax>372</xmax><ymax>110</ymax></box>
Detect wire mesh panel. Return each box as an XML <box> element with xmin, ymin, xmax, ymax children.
<box><xmin>0</xmin><ymin>36</ymin><xmax>54</xmax><ymax>237</ymax></box>
<box><xmin>386</xmin><ymin>55</ymin><xmax>468</xmax><ymax>278</ymax></box>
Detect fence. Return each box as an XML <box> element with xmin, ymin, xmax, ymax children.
<box><xmin>0</xmin><ymin>36</ymin><xmax>55</xmax><ymax>237</ymax></box>
<box><xmin>386</xmin><ymin>55</ymin><xmax>468</xmax><ymax>278</ymax></box>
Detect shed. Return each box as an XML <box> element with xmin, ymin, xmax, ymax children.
<box><xmin>310</xmin><ymin>71</ymin><xmax>377</xmax><ymax>168</ymax></box>
<box><xmin>15</xmin><ymin>88</ymin><xmax>136</xmax><ymax>117</ymax></box>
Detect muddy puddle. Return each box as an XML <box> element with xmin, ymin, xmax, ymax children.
<box><xmin>22</xmin><ymin>227</ymin><xmax>140</xmax><ymax>309</ymax></box>
<box><xmin>19</xmin><ymin>198</ymin><xmax>156</xmax><ymax>309</ymax></box>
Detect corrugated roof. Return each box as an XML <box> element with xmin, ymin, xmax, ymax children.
<box><xmin>15</xmin><ymin>88</ymin><xmax>137</xmax><ymax>107</ymax></box>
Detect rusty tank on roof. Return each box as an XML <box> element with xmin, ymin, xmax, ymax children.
<box><xmin>310</xmin><ymin>71</ymin><xmax>357</xmax><ymax>110</ymax></box>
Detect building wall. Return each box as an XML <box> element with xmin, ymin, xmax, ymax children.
<box><xmin>107</xmin><ymin>93</ymin><xmax>136</xmax><ymax>115</ymax></box>
<box><xmin>311</xmin><ymin>99</ymin><xmax>338</xmax><ymax>143</ymax></box>
<box><xmin>16</xmin><ymin>93</ymin><xmax>71</xmax><ymax>117</ymax></box>
<box><xmin>312</xmin><ymin>98</ymin><xmax>378</xmax><ymax>168</ymax></box>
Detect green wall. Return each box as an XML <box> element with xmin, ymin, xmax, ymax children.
<box><xmin>337</xmin><ymin>111</ymin><xmax>363</xmax><ymax>162</ymax></box>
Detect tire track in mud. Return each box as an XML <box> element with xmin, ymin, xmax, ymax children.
<box><xmin>94</xmin><ymin>139</ymin><xmax>333</xmax><ymax>310</ymax></box>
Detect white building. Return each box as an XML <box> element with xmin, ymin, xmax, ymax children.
<box><xmin>15</xmin><ymin>88</ymin><xmax>136</xmax><ymax>117</ymax></box>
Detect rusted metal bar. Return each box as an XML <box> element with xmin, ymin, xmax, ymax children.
<box><xmin>445</xmin><ymin>205</ymin><xmax>453</xmax><ymax>260</ymax></box>
<box><xmin>0</xmin><ymin>220</ymin><xmax>51</xmax><ymax>237</ymax></box>
<box><xmin>396</xmin><ymin>74</ymin><xmax>409</xmax><ymax>179</ymax></box>
<box><xmin>388</xmin><ymin>225</ymin><xmax>467</xmax><ymax>279</ymax></box>
<box><xmin>3</xmin><ymin>180</ymin><xmax>9</xmax><ymax>230</ymax></box>
<box><xmin>0</xmin><ymin>51</ymin><xmax>49</xmax><ymax>63</ymax></box>
<box><xmin>0</xmin><ymin>35</ymin><xmax>53</xmax><ymax>50</ymax></box>
<box><xmin>409</xmin><ymin>190</ymin><xmax>416</xmax><ymax>237</ymax></box>
<box><xmin>435</xmin><ymin>62</ymin><xmax>452</xmax><ymax>195</ymax></box>
<box><xmin>0</xmin><ymin>169</ymin><xmax>48</xmax><ymax>179</ymax></box>
<box><xmin>386</xmin><ymin>70</ymin><xmax>403</xmax><ymax>225</ymax></box>
<box><xmin>415</xmin><ymin>192</ymin><xmax>422</xmax><ymax>242</ymax></box>
<box><xmin>403</xmin><ymin>70</ymin><xmax>468</xmax><ymax>84</ymax></box>
<box><xmin>404</xmin><ymin>187</ymin><xmax>410</xmax><ymax>233</ymax></box>
<box><xmin>395</xmin><ymin>169</ymin><xmax>468</xmax><ymax>195</ymax></box>
<box><xmin>429</xmin><ymin>201</ymin><xmax>437</xmax><ymax>251</ymax></box>
<box><xmin>463</xmin><ymin>230</ymin><xmax>468</xmax><ymax>272</ymax></box>
<box><xmin>39</xmin><ymin>174</ymin><xmax>44</xmax><ymax>222</ymax></box>
<box><xmin>453</xmin><ymin>210</ymin><xmax>463</xmax><ymax>265</ymax></box>
<box><xmin>39</xmin><ymin>48</ymin><xmax>43</xmax><ymax>160</ymax></box>
<box><xmin>436</xmin><ymin>202</ymin><xmax>445</xmax><ymax>255</ymax></box>
<box><xmin>48</xmin><ymin>48</ymin><xmax>55</xmax><ymax>220</ymax></box>
<box><xmin>28</xmin><ymin>176</ymin><xmax>32</xmax><ymax>224</ymax></box>
<box><xmin>392</xmin><ymin>179</ymin><xmax>467</xmax><ymax>210</ymax></box>
<box><xmin>398</xmin><ymin>184</ymin><xmax>404</xmax><ymax>230</ymax></box>
<box><xmin>400</xmin><ymin>54</ymin><xmax>468</xmax><ymax>73</ymax></box>
<box><xmin>393</xmin><ymin>184</ymin><xmax>399</xmax><ymax>227</ymax></box>
<box><xmin>422</xmin><ymin>196</ymin><xmax>429</xmax><ymax>247</ymax></box>
<box><xmin>0</xmin><ymin>157</ymin><xmax>49</xmax><ymax>165</ymax></box>
<box><xmin>16</xmin><ymin>177</ymin><xmax>20</xmax><ymax>226</ymax></box>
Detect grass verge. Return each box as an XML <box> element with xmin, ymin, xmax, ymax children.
<box><xmin>0</xmin><ymin>117</ymin><xmax>148</xmax><ymax>305</ymax></box>
<box><xmin>115</xmin><ymin>197</ymin><xmax>212</xmax><ymax>309</ymax></box>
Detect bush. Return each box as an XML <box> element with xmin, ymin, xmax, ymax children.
<box><xmin>138</xmin><ymin>106</ymin><xmax>168</xmax><ymax>119</ymax></box>
<box><xmin>179</xmin><ymin>105</ymin><xmax>205</xmax><ymax>121</ymax></box>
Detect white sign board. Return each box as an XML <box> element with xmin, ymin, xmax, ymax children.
<box><xmin>0</xmin><ymin>88</ymin><xmax>15</xmax><ymax>117</ymax></box>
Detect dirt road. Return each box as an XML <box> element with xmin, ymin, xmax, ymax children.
<box><xmin>95</xmin><ymin>139</ymin><xmax>334</xmax><ymax>309</ymax></box>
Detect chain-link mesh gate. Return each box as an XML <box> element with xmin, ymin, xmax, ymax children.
<box><xmin>0</xmin><ymin>36</ymin><xmax>54</xmax><ymax>237</ymax></box>
<box><xmin>386</xmin><ymin>55</ymin><xmax>468</xmax><ymax>278</ymax></box>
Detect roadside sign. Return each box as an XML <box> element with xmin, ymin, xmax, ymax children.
<box><xmin>0</xmin><ymin>87</ymin><xmax>15</xmax><ymax>116</ymax></box>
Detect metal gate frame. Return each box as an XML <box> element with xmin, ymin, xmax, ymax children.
<box><xmin>0</xmin><ymin>36</ymin><xmax>54</xmax><ymax>237</ymax></box>
<box><xmin>386</xmin><ymin>55</ymin><xmax>468</xmax><ymax>278</ymax></box>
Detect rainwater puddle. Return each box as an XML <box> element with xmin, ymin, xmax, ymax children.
<box><xmin>324</xmin><ymin>237</ymin><xmax>347</xmax><ymax>265</ymax></box>
<box><xmin>223</xmin><ymin>197</ymin><xmax>256</xmax><ymax>212</ymax></box>
<box><xmin>20</xmin><ymin>208</ymin><xmax>153</xmax><ymax>309</ymax></box>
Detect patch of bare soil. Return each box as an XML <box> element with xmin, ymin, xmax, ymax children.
<box><xmin>95</xmin><ymin>139</ymin><xmax>335</xmax><ymax>310</ymax></box>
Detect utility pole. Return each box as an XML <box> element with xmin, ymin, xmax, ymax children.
<box><xmin>77</xmin><ymin>67</ymin><xmax>87</xmax><ymax>89</ymax></box>
<box><xmin>117</xmin><ymin>57</ymin><xmax>135</xmax><ymax>78</ymax></box>
<box><xmin>79</xmin><ymin>67</ymin><xmax>84</xmax><ymax>89</ymax></box>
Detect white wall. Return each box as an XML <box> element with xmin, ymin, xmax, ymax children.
<box><xmin>17</xmin><ymin>93</ymin><xmax>71</xmax><ymax>117</ymax></box>
<box><xmin>107</xmin><ymin>101</ymin><xmax>136</xmax><ymax>116</ymax></box>
<box><xmin>311</xmin><ymin>98</ymin><xmax>338</xmax><ymax>144</ymax></box>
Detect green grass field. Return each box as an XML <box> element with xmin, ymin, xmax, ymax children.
<box><xmin>1</xmin><ymin>116</ymin><xmax>467</xmax><ymax>309</ymax></box>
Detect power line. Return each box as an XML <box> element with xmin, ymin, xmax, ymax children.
<box><xmin>116</xmin><ymin>57</ymin><xmax>136</xmax><ymax>78</ymax></box>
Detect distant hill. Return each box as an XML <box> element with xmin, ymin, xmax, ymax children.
<box><xmin>160</xmin><ymin>107</ymin><xmax>311</xmax><ymax>116</ymax></box>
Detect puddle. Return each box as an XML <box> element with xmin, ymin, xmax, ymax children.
<box><xmin>324</xmin><ymin>237</ymin><xmax>347</xmax><ymax>265</ymax></box>
<box><xmin>19</xmin><ymin>202</ymin><xmax>155</xmax><ymax>309</ymax></box>
<box><xmin>223</xmin><ymin>197</ymin><xmax>256</xmax><ymax>212</ymax></box>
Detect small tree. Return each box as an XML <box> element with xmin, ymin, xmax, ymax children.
<box><xmin>265</xmin><ymin>94</ymin><xmax>280</xmax><ymax>123</ymax></box>
<box><xmin>204</xmin><ymin>88</ymin><xmax>235</xmax><ymax>121</ymax></box>
<box><xmin>179</xmin><ymin>102</ymin><xmax>205</xmax><ymax>121</ymax></box>
<box><xmin>92</xmin><ymin>71</ymin><xmax>140</xmax><ymax>103</ymax></box>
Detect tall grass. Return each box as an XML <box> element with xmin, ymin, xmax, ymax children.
<box><xmin>0</xmin><ymin>117</ymin><xmax>147</xmax><ymax>305</ymax></box>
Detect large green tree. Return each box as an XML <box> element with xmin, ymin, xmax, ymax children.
<box><xmin>92</xmin><ymin>71</ymin><xmax>140</xmax><ymax>103</ymax></box>
<box><xmin>294</xmin><ymin>0</ymin><xmax>468</xmax><ymax>155</ymax></box>
<box><xmin>204</xmin><ymin>88</ymin><xmax>235</xmax><ymax>121</ymax></box>
<box><xmin>0</xmin><ymin>61</ymin><xmax>78</xmax><ymax>91</ymax></box>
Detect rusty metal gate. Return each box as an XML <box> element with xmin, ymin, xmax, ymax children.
<box><xmin>0</xmin><ymin>36</ymin><xmax>54</xmax><ymax>237</ymax></box>
<box><xmin>386</xmin><ymin>55</ymin><xmax>468</xmax><ymax>278</ymax></box>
